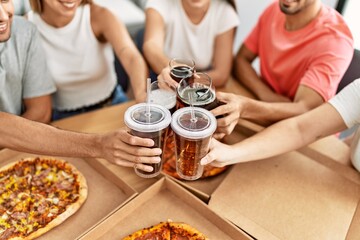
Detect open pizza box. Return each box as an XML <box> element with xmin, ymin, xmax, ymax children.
<box><xmin>0</xmin><ymin>149</ymin><xmax>137</xmax><ymax>240</ymax></box>
<box><xmin>208</xmin><ymin>150</ymin><xmax>360</xmax><ymax>240</ymax></box>
<box><xmin>79</xmin><ymin>177</ymin><xmax>252</xmax><ymax>239</ymax></box>
<box><xmin>160</xmin><ymin>127</ymin><xmax>249</xmax><ymax>203</ymax></box>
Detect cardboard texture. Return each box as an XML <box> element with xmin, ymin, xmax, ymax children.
<box><xmin>209</xmin><ymin>151</ymin><xmax>360</xmax><ymax>240</ymax></box>
<box><xmin>347</xmin><ymin>199</ymin><xmax>360</xmax><ymax>239</ymax></box>
<box><xmin>160</xmin><ymin>126</ymin><xmax>249</xmax><ymax>203</ymax></box>
<box><xmin>0</xmin><ymin>150</ymin><xmax>137</xmax><ymax>240</ymax></box>
<box><xmin>80</xmin><ymin>177</ymin><xmax>251</xmax><ymax>239</ymax></box>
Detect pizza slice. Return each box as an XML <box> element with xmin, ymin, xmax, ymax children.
<box><xmin>168</xmin><ymin>222</ymin><xmax>208</xmax><ymax>240</ymax></box>
<box><xmin>122</xmin><ymin>222</ymin><xmax>170</xmax><ymax>240</ymax></box>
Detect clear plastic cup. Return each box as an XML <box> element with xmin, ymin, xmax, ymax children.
<box><xmin>124</xmin><ymin>103</ymin><xmax>171</xmax><ymax>178</ymax></box>
<box><xmin>149</xmin><ymin>80</ymin><xmax>177</xmax><ymax>114</ymax></box>
<box><xmin>169</xmin><ymin>58</ymin><xmax>195</xmax><ymax>83</ymax></box>
<box><xmin>171</xmin><ymin>107</ymin><xmax>217</xmax><ymax>180</ymax></box>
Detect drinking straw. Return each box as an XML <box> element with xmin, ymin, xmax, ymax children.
<box><xmin>188</xmin><ymin>92</ymin><xmax>197</xmax><ymax>123</ymax></box>
<box><xmin>146</xmin><ymin>78</ymin><xmax>151</xmax><ymax>120</ymax></box>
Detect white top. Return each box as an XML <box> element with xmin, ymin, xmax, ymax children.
<box><xmin>28</xmin><ymin>5</ymin><xmax>117</xmax><ymax>110</ymax></box>
<box><xmin>146</xmin><ymin>0</ymin><xmax>239</xmax><ymax>70</ymax></box>
<box><xmin>329</xmin><ymin>78</ymin><xmax>360</xmax><ymax>172</ymax></box>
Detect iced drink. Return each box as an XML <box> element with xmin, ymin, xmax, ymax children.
<box><xmin>124</xmin><ymin>103</ymin><xmax>171</xmax><ymax>178</ymax></box>
<box><xmin>171</xmin><ymin>107</ymin><xmax>217</xmax><ymax>180</ymax></box>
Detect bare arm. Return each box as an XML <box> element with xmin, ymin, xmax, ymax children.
<box><xmin>22</xmin><ymin>95</ymin><xmax>52</xmax><ymax>123</ymax></box>
<box><xmin>202</xmin><ymin>102</ymin><xmax>347</xmax><ymax>167</ymax></box>
<box><xmin>143</xmin><ymin>8</ymin><xmax>169</xmax><ymax>75</ymax></box>
<box><xmin>0</xmin><ymin>112</ymin><xmax>161</xmax><ymax>172</ymax></box>
<box><xmin>206</xmin><ymin>28</ymin><xmax>236</xmax><ymax>87</ymax></box>
<box><xmin>90</xmin><ymin>4</ymin><xmax>148</xmax><ymax>102</ymax></box>
<box><xmin>234</xmin><ymin>44</ymin><xmax>290</xmax><ymax>102</ymax></box>
<box><xmin>213</xmin><ymin>85</ymin><xmax>324</xmax><ymax>135</ymax></box>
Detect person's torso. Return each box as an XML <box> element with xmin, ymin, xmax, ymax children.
<box><xmin>28</xmin><ymin>5</ymin><xmax>116</xmax><ymax>110</ymax></box>
<box><xmin>0</xmin><ymin>17</ymin><xmax>54</xmax><ymax>115</ymax></box>
<box><xmin>257</xmin><ymin>3</ymin><xmax>352</xmax><ymax>99</ymax></box>
<box><xmin>148</xmin><ymin>0</ymin><xmax>238</xmax><ymax>70</ymax></box>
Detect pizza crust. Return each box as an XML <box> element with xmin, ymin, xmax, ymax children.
<box><xmin>0</xmin><ymin>157</ymin><xmax>88</xmax><ymax>240</ymax></box>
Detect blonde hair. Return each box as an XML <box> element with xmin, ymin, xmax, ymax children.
<box><xmin>29</xmin><ymin>0</ymin><xmax>93</xmax><ymax>13</ymax></box>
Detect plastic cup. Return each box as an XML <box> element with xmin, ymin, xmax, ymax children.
<box><xmin>169</xmin><ymin>58</ymin><xmax>195</xmax><ymax>83</ymax></box>
<box><xmin>171</xmin><ymin>107</ymin><xmax>217</xmax><ymax>180</ymax></box>
<box><xmin>124</xmin><ymin>103</ymin><xmax>171</xmax><ymax>178</ymax></box>
<box><xmin>149</xmin><ymin>80</ymin><xmax>177</xmax><ymax>114</ymax></box>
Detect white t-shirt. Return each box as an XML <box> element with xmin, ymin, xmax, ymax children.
<box><xmin>28</xmin><ymin>5</ymin><xmax>117</xmax><ymax>111</ymax></box>
<box><xmin>146</xmin><ymin>0</ymin><xmax>239</xmax><ymax>70</ymax></box>
<box><xmin>329</xmin><ymin>78</ymin><xmax>360</xmax><ymax>172</ymax></box>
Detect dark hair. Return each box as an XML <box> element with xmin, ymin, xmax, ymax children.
<box><xmin>226</xmin><ymin>0</ymin><xmax>237</xmax><ymax>11</ymax></box>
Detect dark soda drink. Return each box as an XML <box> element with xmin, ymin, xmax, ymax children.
<box><xmin>170</xmin><ymin>65</ymin><xmax>194</xmax><ymax>83</ymax></box>
<box><xmin>130</xmin><ymin>129</ymin><xmax>167</xmax><ymax>176</ymax></box>
<box><xmin>124</xmin><ymin>103</ymin><xmax>171</xmax><ymax>178</ymax></box>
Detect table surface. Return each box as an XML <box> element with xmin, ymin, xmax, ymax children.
<box><xmin>0</xmin><ymin>78</ymin><xmax>351</xmax><ymax>187</ymax></box>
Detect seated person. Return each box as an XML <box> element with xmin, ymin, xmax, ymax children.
<box><xmin>201</xmin><ymin>78</ymin><xmax>360</xmax><ymax>173</ymax></box>
<box><xmin>143</xmin><ymin>0</ymin><xmax>239</xmax><ymax>87</ymax></box>
<box><xmin>0</xmin><ymin>112</ymin><xmax>161</xmax><ymax>172</ymax></box>
<box><xmin>0</xmin><ymin>0</ymin><xmax>56</xmax><ymax>123</ymax></box>
<box><xmin>27</xmin><ymin>0</ymin><xmax>148</xmax><ymax>120</ymax></box>
<box><xmin>216</xmin><ymin>0</ymin><xmax>353</xmax><ymax>135</ymax></box>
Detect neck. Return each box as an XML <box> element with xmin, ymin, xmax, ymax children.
<box><xmin>40</xmin><ymin>7</ymin><xmax>74</xmax><ymax>28</ymax></box>
<box><xmin>285</xmin><ymin>1</ymin><xmax>321</xmax><ymax>31</ymax></box>
<box><xmin>181</xmin><ymin>0</ymin><xmax>210</xmax><ymax>24</ymax></box>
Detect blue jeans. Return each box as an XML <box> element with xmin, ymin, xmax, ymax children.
<box><xmin>52</xmin><ymin>85</ymin><xmax>128</xmax><ymax>120</ymax></box>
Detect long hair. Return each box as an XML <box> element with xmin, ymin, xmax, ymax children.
<box><xmin>29</xmin><ymin>0</ymin><xmax>93</xmax><ymax>13</ymax></box>
<box><xmin>226</xmin><ymin>0</ymin><xmax>237</xmax><ymax>11</ymax></box>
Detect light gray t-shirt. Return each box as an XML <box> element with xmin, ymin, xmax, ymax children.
<box><xmin>329</xmin><ymin>78</ymin><xmax>360</xmax><ymax>172</ymax></box>
<box><xmin>0</xmin><ymin>17</ymin><xmax>56</xmax><ymax>115</ymax></box>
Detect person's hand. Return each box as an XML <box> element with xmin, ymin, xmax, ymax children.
<box><xmin>200</xmin><ymin>138</ymin><xmax>236</xmax><ymax>168</ymax></box>
<box><xmin>158</xmin><ymin>66</ymin><xmax>178</xmax><ymax>88</ymax></box>
<box><xmin>99</xmin><ymin>128</ymin><xmax>162</xmax><ymax>172</ymax></box>
<box><xmin>211</xmin><ymin>92</ymin><xmax>246</xmax><ymax>138</ymax></box>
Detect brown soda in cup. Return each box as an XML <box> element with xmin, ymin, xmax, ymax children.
<box><xmin>176</xmin><ymin>72</ymin><xmax>225</xmax><ymax>116</ymax></box>
<box><xmin>169</xmin><ymin>58</ymin><xmax>195</xmax><ymax>83</ymax></box>
<box><xmin>124</xmin><ymin>103</ymin><xmax>171</xmax><ymax>178</ymax></box>
<box><xmin>171</xmin><ymin>107</ymin><xmax>217</xmax><ymax>180</ymax></box>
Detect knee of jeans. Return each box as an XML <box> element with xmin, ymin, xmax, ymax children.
<box><xmin>112</xmin><ymin>85</ymin><xmax>128</xmax><ymax>105</ymax></box>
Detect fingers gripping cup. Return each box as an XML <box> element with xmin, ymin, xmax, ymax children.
<box><xmin>171</xmin><ymin>107</ymin><xmax>217</xmax><ymax>180</ymax></box>
<box><xmin>124</xmin><ymin>103</ymin><xmax>171</xmax><ymax>178</ymax></box>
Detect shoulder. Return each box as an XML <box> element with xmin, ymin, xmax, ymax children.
<box><xmin>316</xmin><ymin>5</ymin><xmax>353</xmax><ymax>41</ymax></box>
<box><xmin>90</xmin><ymin>3</ymin><xmax>118</xmax><ymax>25</ymax></box>
<box><xmin>11</xmin><ymin>16</ymin><xmax>38</xmax><ymax>38</ymax></box>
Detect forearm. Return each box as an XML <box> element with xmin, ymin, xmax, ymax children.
<box><xmin>206</xmin><ymin>68</ymin><xmax>230</xmax><ymax>88</ymax></box>
<box><xmin>241</xmin><ymin>99</ymin><xmax>310</xmax><ymax>126</ymax></box>
<box><xmin>0</xmin><ymin>113</ymin><xmax>102</xmax><ymax>158</ymax></box>
<box><xmin>126</xmin><ymin>53</ymin><xmax>148</xmax><ymax>102</ymax></box>
<box><xmin>143</xmin><ymin>41</ymin><xmax>169</xmax><ymax>74</ymax></box>
<box><xmin>235</xmin><ymin>57</ymin><xmax>266</xmax><ymax>95</ymax></box>
<box><xmin>232</xmin><ymin>103</ymin><xmax>347</xmax><ymax>163</ymax></box>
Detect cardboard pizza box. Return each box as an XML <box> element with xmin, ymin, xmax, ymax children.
<box><xmin>160</xmin><ymin>126</ymin><xmax>249</xmax><ymax>203</ymax></box>
<box><xmin>0</xmin><ymin>149</ymin><xmax>137</xmax><ymax>240</ymax></box>
<box><xmin>80</xmin><ymin>177</ymin><xmax>252</xmax><ymax>239</ymax></box>
<box><xmin>208</xmin><ymin>151</ymin><xmax>360</xmax><ymax>240</ymax></box>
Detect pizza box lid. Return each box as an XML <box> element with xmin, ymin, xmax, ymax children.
<box><xmin>208</xmin><ymin>150</ymin><xmax>360</xmax><ymax>240</ymax></box>
<box><xmin>79</xmin><ymin>177</ymin><xmax>252</xmax><ymax>239</ymax></box>
<box><xmin>0</xmin><ymin>150</ymin><xmax>137</xmax><ymax>240</ymax></box>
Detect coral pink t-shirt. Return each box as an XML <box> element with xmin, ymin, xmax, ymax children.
<box><xmin>244</xmin><ymin>2</ymin><xmax>353</xmax><ymax>100</ymax></box>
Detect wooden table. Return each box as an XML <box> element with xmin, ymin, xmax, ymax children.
<box><xmin>0</xmin><ymin>77</ymin><xmax>353</xmax><ymax>189</ymax></box>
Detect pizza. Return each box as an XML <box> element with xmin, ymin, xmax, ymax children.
<box><xmin>0</xmin><ymin>157</ymin><xmax>88</xmax><ymax>239</ymax></box>
<box><xmin>123</xmin><ymin>221</ymin><xmax>209</xmax><ymax>240</ymax></box>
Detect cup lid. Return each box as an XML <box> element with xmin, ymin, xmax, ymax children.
<box><xmin>124</xmin><ymin>103</ymin><xmax>171</xmax><ymax>132</ymax></box>
<box><xmin>171</xmin><ymin>107</ymin><xmax>217</xmax><ymax>139</ymax></box>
